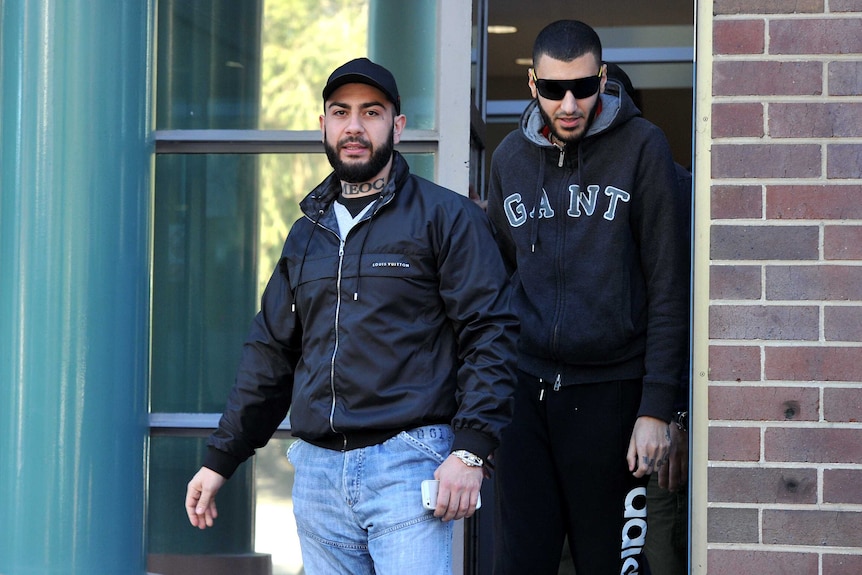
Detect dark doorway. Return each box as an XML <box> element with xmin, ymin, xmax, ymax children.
<box><xmin>468</xmin><ymin>2</ymin><xmax>694</xmax><ymax>573</ymax></box>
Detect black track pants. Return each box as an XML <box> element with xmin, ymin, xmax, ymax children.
<box><xmin>493</xmin><ymin>371</ymin><xmax>650</xmax><ymax>575</ymax></box>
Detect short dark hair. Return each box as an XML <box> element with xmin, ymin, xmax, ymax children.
<box><xmin>532</xmin><ymin>20</ymin><xmax>602</xmax><ymax>66</ymax></box>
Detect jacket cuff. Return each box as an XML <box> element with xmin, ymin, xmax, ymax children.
<box><xmin>202</xmin><ymin>446</ymin><xmax>243</xmax><ymax>480</ymax></box>
<box><xmin>452</xmin><ymin>428</ymin><xmax>496</xmax><ymax>463</ymax></box>
<box><xmin>636</xmin><ymin>379</ymin><xmax>678</xmax><ymax>423</ymax></box>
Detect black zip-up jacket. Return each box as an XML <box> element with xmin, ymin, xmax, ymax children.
<box><xmin>205</xmin><ymin>152</ymin><xmax>519</xmax><ymax>478</ymax></box>
<box><xmin>487</xmin><ymin>80</ymin><xmax>689</xmax><ymax>423</ymax></box>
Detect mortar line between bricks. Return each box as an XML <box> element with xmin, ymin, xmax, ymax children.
<box><xmin>709</xmin><ymin>222</ymin><xmax>862</xmax><ymax>228</ymax></box>
<box><xmin>709</xmin><ymin>542</ymin><xmax>862</xmax><ymax>554</ymax></box>
<box><xmin>709</xmin><ymin>308</ymin><xmax>862</xmax><ymax>312</ymax></box>
<box><xmin>709</xmin><ymin>302</ymin><xmax>844</xmax><ymax>308</ymax></box>
<box><xmin>709</xmin><ymin>259</ymin><xmax>862</xmax><ymax>266</ymax></box>
<box><xmin>708</xmin><ymin>501</ymin><xmax>862</xmax><ymax>510</ymax></box>
<box><xmin>707</xmin><ymin>461</ymin><xmax>862</xmax><ymax>469</ymax></box>
<box><xmin>709</xmin><ymin>177</ymin><xmax>862</xmax><ymax>184</ymax></box>
<box><xmin>711</xmin><ymin>137</ymin><xmax>862</xmax><ymax>144</ymax></box>
<box><xmin>706</xmin><ymin>379</ymin><xmax>862</xmax><ymax>390</ymax></box>
<box><xmin>714</xmin><ymin>13</ymin><xmax>862</xmax><ymax>22</ymax></box>
<box><xmin>709</xmin><ymin>338</ymin><xmax>862</xmax><ymax>346</ymax></box>
<box><xmin>708</xmin><ymin>421</ymin><xmax>862</xmax><ymax>429</ymax></box>
<box><xmin>713</xmin><ymin>93</ymin><xmax>862</xmax><ymax>101</ymax></box>
<box><xmin>706</xmin><ymin>221</ymin><xmax>862</xmax><ymax>227</ymax></box>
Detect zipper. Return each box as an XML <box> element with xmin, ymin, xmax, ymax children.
<box><xmin>328</xmin><ymin>240</ymin><xmax>346</xmax><ymax>434</ymax></box>
<box><xmin>549</xmin><ymin>161</ymin><xmax>573</xmax><ymax>357</ymax></box>
<box><xmin>317</xmin><ymin>188</ymin><xmax>394</xmax><ymax>441</ymax></box>
<box><xmin>538</xmin><ymin>374</ymin><xmax>563</xmax><ymax>401</ymax></box>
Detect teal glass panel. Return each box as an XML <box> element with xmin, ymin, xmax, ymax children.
<box><xmin>369</xmin><ymin>0</ymin><xmax>437</xmax><ymax>130</ymax></box>
<box><xmin>148</xmin><ymin>436</ymin><xmax>254</xmax><ymax>555</ymax></box>
<box><xmin>156</xmin><ymin>0</ymin><xmax>263</xmax><ymax>129</ymax></box>
<box><xmin>152</xmin><ymin>154</ymin><xmax>260</xmax><ymax>413</ymax></box>
<box><xmin>156</xmin><ymin>0</ymin><xmax>438</xmax><ymax>131</ymax></box>
<box><xmin>147</xmin><ymin>437</ymin><xmax>300</xmax><ymax>571</ymax></box>
<box><xmin>402</xmin><ymin>153</ymin><xmax>435</xmax><ymax>185</ymax></box>
<box><xmin>1</xmin><ymin>1</ymin><xmax>153</xmax><ymax>573</ymax></box>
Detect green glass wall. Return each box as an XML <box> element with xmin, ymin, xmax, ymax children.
<box><xmin>369</xmin><ymin>0</ymin><xmax>438</xmax><ymax>130</ymax></box>
<box><xmin>151</xmin><ymin>1</ymin><xmax>264</xmax><ymax>557</ymax></box>
<box><xmin>156</xmin><ymin>0</ymin><xmax>264</xmax><ymax>130</ymax></box>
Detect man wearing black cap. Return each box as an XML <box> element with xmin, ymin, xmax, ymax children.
<box><xmin>184</xmin><ymin>58</ymin><xmax>518</xmax><ymax>574</ymax></box>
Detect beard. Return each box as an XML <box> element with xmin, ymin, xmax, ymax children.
<box><xmin>324</xmin><ymin>129</ymin><xmax>395</xmax><ymax>183</ymax></box>
<box><xmin>539</xmin><ymin>98</ymin><xmax>600</xmax><ymax>146</ymax></box>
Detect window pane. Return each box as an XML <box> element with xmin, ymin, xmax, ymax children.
<box><xmin>147</xmin><ymin>436</ymin><xmax>301</xmax><ymax>573</ymax></box>
<box><xmin>254</xmin><ymin>438</ymin><xmax>302</xmax><ymax>575</ymax></box>
<box><xmin>148</xmin><ymin>436</ymin><xmax>255</xmax><ymax>557</ymax></box>
<box><xmin>152</xmin><ymin>154</ymin><xmax>261</xmax><ymax>413</ymax></box>
<box><xmin>156</xmin><ymin>0</ymin><xmax>438</xmax><ymax>131</ymax></box>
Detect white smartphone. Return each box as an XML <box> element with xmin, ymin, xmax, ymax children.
<box><xmin>421</xmin><ymin>479</ymin><xmax>482</xmax><ymax>510</ymax></box>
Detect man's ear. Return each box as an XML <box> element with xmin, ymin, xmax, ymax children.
<box><xmin>392</xmin><ymin>113</ymin><xmax>407</xmax><ymax>144</ymax></box>
<box><xmin>319</xmin><ymin>114</ymin><xmax>326</xmax><ymax>142</ymax></box>
<box><xmin>528</xmin><ymin>68</ymin><xmax>538</xmax><ymax>99</ymax></box>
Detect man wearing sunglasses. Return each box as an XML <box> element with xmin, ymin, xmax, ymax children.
<box><xmin>487</xmin><ymin>20</ymin><xmax>690</xmax><ymax>575</ymax></box>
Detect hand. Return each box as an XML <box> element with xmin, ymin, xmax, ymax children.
<box><xmin>431</xmin><ymin>454</ymin><xmax>484</xmax><ymax>522</ymax></box>
<box><xmin>185</xmin><ymin>467</ymin><xmax>227</xmax><ymax>529</ymax></box>
<box><xmin>658</xmin><ymin>423</ymin><xmax>689</xmax><ymax>491</ymax></box>
<box><xmin>626</xmin><ymin>416</ymin><xmax>671</xmax><ymax>478</ymax></box>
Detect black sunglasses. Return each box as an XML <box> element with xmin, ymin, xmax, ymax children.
<box><xmin>531</xmin><ymin>66</ymin><xmax>604</xmax><ymax>100</ymax></box>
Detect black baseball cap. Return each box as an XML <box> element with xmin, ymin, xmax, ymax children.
<box><xmin>322</xmin><ymin>57</ymin><xmax>401</xmax><ymax>114</ymax></box>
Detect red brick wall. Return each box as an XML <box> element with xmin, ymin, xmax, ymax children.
<box><xmin>708</xmin><ymin>0</ymin><xmax>862</xmax><ymax>572</ymax></box>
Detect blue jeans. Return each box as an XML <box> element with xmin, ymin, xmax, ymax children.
<box><xmin>286</xmin><ymin>424</ymin><xmax>455</xmax><ymax>575</ymax></box>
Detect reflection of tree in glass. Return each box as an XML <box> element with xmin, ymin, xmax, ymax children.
<box><xmin>257</xmin><ymin>155</ymin><xmax>332</xmax><ymax>296</ymax></box>
<box><xmin>261</xmin><ymin>0</ymin><xmax>368</xmax><ymax>131</ymax></box>
<box><xmin>257</xmin><ymin>0</ymin><xmax>369</xmax><ymax>297</ymax></box>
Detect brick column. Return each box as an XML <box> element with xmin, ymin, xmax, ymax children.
<box><xmin>706</xmin><ymin>0</ymin><xmax>862</xmax><ymax>573</ymax></box>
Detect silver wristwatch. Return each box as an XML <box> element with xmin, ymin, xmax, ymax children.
<box><xmin>451</xmin><ymin>449</ymin><xmax>483</xmax><ymax>467</ymax></box>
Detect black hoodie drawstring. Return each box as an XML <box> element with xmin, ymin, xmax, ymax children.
<box><xmin>530</xmin><ymin>156</ymin><xmax>546</xmax><ymax>253</ymax></box>
<box><xmin>531</xmin><ymin>139</ymin><xmax>586</xmax><ymax>255</ymax></box>
<box><xmin>352</xmin><ymin>217</ymin><xmax>377</xmax><ymax>301</ymax></box>
<box><xmin>577</xmin><ymin>143</ymin><xmax>585</xmax><ymax>209</ymax></box>
<box><xmin>351</xmin><ymin>177</ymin><xmax>397</xmax><ymax>300</ymax></box>
<box><xmin>292</xmin><ymin>207</ymin><xmax>324</xmax><ymax>312</ymax></box>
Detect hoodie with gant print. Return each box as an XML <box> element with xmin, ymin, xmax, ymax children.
<box><xmin>487</xmin><ymin>79</ymin><xmax>689</xmax><ymax>423</ymax></box>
